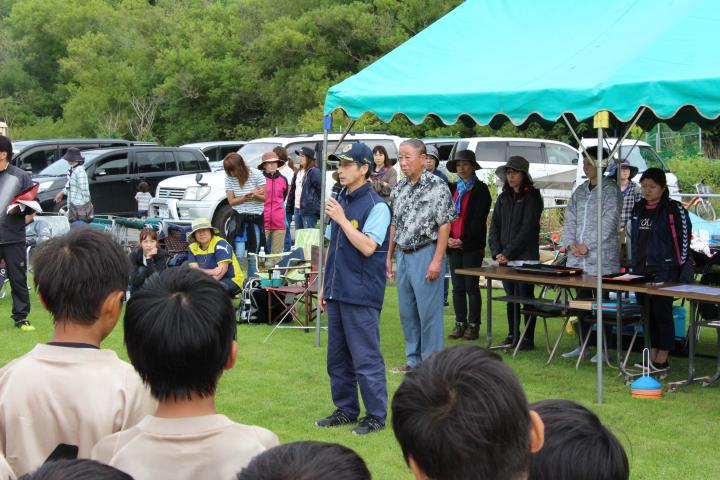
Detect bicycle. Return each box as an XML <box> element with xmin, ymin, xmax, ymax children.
<box><xmin>682</xmin><ymin>179</ymin><xmax>716</xmax><ymax>221</ymax></box>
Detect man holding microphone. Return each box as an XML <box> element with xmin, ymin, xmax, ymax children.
<box><xmin>315</xmin><ymin>143</ymin><xmax>391</xmax><ymax>435</ymax></box>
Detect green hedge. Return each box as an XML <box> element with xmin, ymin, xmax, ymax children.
<box><xmin>667</xmin><ymin>154</ymin><xmax>720</xmax><ymax>193</ymax></box>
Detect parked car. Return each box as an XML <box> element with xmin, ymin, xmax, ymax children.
<box><xmin>148</xmin><ymin>133</ymin><xmax>405</xmax><ymax>234</ymax></box>
<box><xmin>449</xmin><ymin>137</ymin><xmax>580</xmax><ymax>206</ymax></box>
<box><xmin>180</xmin><ymin>141</ymin><xmax>247</xmax><ymax>171</ymax></box>
<box><xmin>576</xmin><ymin>138</ymin><xmax>680</xmax><ymax>198</ymax></box>
<box><xmin>11</xmin><ymin>138</ymin><xmax>138</xmax><ymax>174</ymax></box>
<box><xmin>34</xmin><ymin>147</ymin><xmax>210</xmax><ymax>216</ymax></box>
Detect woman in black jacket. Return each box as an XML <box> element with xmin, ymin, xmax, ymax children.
<box><xmin>488</xmin><ymin>156</ymin><xmax>544</xmax><ymax>349</ymax></box>
<box><xmin>446</xmin><ymin>150</ymin><xmax>492</xmax><ymax>341</ymax></box>
<box><xmin>129</xmin><ymin>228</ymin><xmax>169</xmax><ymax>293</ymax></box>
<box><xmin>630</xmin><ymin>168</ymin><xmax>692</xmax><ymax>372</ymax></box>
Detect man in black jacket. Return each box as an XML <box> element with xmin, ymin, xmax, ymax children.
<box><xmin>0</xmin><ymin>135</ymin><xmax>34</xmax><ymax>331</ymax></box>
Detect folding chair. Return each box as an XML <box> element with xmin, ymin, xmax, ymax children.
<box><xmin>575</xmin><ymin>300</ymin><xmax>643</xmax><ymax>370</ymax></box>
<box><xmin>263</xmin><ymin>245</ymin><xmax>325</xmax><ymax>343</ymax></box>
<box><xmin>513</xmin><ymin>285</ymin><xmax>575</xmax><ymax>364</ymax></box>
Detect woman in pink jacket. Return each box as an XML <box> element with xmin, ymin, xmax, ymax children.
<box><xmin>259</xmin><ymin>152</ymin><xmax>289</xmax><ymax>253</ymax></box>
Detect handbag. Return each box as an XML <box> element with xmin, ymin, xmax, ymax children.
<box><xmin>68</xmin><ymin>201</ymin><xmax>94</xmax><ymax>223</ymax></box>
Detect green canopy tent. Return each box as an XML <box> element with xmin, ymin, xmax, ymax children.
<box><xmin>320</xmin><ymin>0</ymin><xmax>720</xmax><ymax>403</ymax></box>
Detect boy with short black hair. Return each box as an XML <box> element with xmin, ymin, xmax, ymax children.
<box><xmin>92</xmin><ymin>268</ymin><xmax>278</xmax><ymax>479</ymax></box>
<box><xmin>529</xmin><ymin>399</ymin><xmax>629</xmax><ymax>480</ymax></box>
<box><xmin>236</xmin><ymin>441</ymin><xmax>371</xmax><ymax>480</ymax></box>
<box><xmin>391</xmin><ymin>345</ymin><xmax>544</xmax><ymax>480</ymax></box>
<box><xmin>19</xmin><ymin>459</ymin><xmax>132</xmax><ymax>480</ymax></box>
<box><xmin>0</xmin><ymin>229</ymin><xmax>155</xmax><ymax>477</ymax></box>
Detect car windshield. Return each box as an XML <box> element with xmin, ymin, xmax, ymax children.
<box><xmin>619</xmin><ymin>145</ymin><xmax>669</xmax><ymax>172</ymax></box>
<box><xmin>238</xmin><ymin>142</ymin><xmax>281</xmax><ymax>168</ymax></box>
<box><xmin>38</xmin><ymin>150</ymin><xmax>108</xmax><ymax>176</ymax></box>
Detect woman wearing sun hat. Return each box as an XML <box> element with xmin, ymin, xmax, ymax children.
<box><xmin>488</xmin><ymin>156</ymin><xmax>544</xmax><ymax>350</ymax></box>
<box><xmin>445</xmin><ymin>150</ymin><xmax>492</xmax><ymax>341</ymax></box>
<box><xmin>258</xmin><ymin>152</ymin><xmax>289</xmax><ymax>254</ymax></box>
<box><xmin>187</xmin><ymin>217</ymin><xmax>244</xmax><ymax>295</ymax></box>
<box><xmin>54</xmin><ymin>147</ymin><xmax>93</xmax><ymax>224</ymax></box>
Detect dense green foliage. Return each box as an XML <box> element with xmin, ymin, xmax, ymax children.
<box><xmin>0</xmin><ymin>0</ymin><xmax>595</xmax><ymax>145</ymax></box>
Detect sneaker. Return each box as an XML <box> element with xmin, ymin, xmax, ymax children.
<box><xmin>590</xmin><ymin>352</ymin><xmax>608</xmax><ymax>363</ymax></box>
<box><xmin>351</xmin><ymin>415</ymin><xmax>385</xmax><ymax>435</ymax></box>
<box><xmin>390</xmin><ymin>364</ymin><xmax>412</xmax><ymax>374</ymax></box>
<box><xmin>562</xmin><ymin>347</ymin><xmax>590</xmax><ymax>359</ymax></box>
<box><xmin>315</xmin><ymin>409</ymin><xmax>356</xmax><ymax>428</ymax></box>
<box><xmin>448</xmin><ymin>324</ymin><xmax>466</xmax><ymax>340</ymax></box>
<box><xmin>462</xmin><ymin>324</ymin><xmax>480</xmax><ymax>341</ymax></box>
<box><xmin>14</xmin><ymin>320</ymin><xmax>35</xmax><ymax>332</ymax></box>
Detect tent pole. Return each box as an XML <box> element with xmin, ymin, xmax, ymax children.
<box><xmin>316</xmin><ymin>118</ymin><xmax>355</xmax><ymax>347</ymax></box>
<box><xmin>595</xmin><ymin>117</ymin><xmax>606</xmax><ymax>404</ymax></box>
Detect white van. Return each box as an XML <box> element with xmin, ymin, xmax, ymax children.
<box><xmin>180</xmin><ymin>141</ymin><xmax>247</xmax><ymax>171</ymax></box>
<box><xmin>576</xmin><ymin>138</ymin><xmax>680</xmax><ymax>198</ymax></box>
<box><xmin>148</xmin><ymin>133</ymin><xmax>404</xmax><ymax>233</ymax></box>
<box><xmin>449</xmin><ymin>137</ymin><xmax>580</xmax><ymax>206</ymax></box>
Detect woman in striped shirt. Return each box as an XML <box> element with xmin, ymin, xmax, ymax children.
<box><xmin>224</xmin><ymin>152</ymin><xmax>266</xmax><ymax>278</ymax></box>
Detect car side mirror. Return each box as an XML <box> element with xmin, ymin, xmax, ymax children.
<box><xmin>95</xmin><ymin>170</ymin><xmax>107</xmax><ymax>179</ymax></box>
<box><xmin>195</xmin><ymin>172</ymin><xmax>207</xmax><ymax>186</ymax></box>
<box><xmin>21</xmin><ymin>164</ymin><xmax>32</xmax><ymax>172</ymax></box>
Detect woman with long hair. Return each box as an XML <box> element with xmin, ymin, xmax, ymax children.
<box><xmin>296</xmin><ymin>147</ymin><xmax>322</xmax><ymax>228</ymax></box>
<box><xmin>224</xmin><ymin>152</ymin><xmax>266</xmax><ymax>278</ymax></box>
<box><xmin>369</xmin><ymin>145</ymin><xmax>397</xmax><ymax>203</ymax></box>
<box><xmin>488</xmin><ymin>156</ymin><xmax>544</xmax><ymax>350</ymax></box>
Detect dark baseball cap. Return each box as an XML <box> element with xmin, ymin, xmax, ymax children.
<box><xmin>328</xmin><ymin>143</ymin><xmax>374</xmax><ymax>168</ymax></box>
<box><xmin>294</xmin><ymin>146</ymin><xmax>316</xmax><ymax>160</ymax></box>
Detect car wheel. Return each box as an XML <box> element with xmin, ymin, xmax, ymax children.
<box><xmin>212</xmin><ymin>204</ymin><xmax>235</xmax><ymax>238</ymax></box>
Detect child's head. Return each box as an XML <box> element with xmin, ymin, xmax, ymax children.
<box><xmin>19</xmin><ymin>459</ymin><xmax>133</xmax><ymax>480</ymax></box>
<box><xmin>32</xmin><ymin>229</ymin><xmax>129</xmax><ymax>330</ymax></box>
<box><xmin>260</xmin><ymin>152</ymin><xmax>282</xmax><ymax>175</ymax></box>
<box><xmin>392</xmin><ymin>345</ymin><xmax>544</xmax><ymax>480</ymax></box>
<box><xmin>138</xmin><ymin>181</ymin><xmax>150</xmax><ymax>193</ymax></box>
<box><xmin>529</xmin><ymin>399</ymin><xmax>628</xmax><ymax>480</ymax></box>
<box><xmin>124</xmin><ymin>268</ymin><xmax>237</xmax><ymax>401</ymax></box>
<box><xmin>236</xmin><ymin>441</ymin><xmax>371</xmax><ymax>480</ymax></box>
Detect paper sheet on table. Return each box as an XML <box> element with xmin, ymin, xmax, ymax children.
<box><xmin>660</xmin><ymin>284</ymin><xmax>720</xmax><ymax>295</ymax></box>
<box><xmin>603</xmin><ymin>274</ymin><xmax>645</xmax><ymax>281</ymax></box>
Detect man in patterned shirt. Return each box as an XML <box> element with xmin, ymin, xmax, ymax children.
<box><xmin>386</xmin><ymin>139</ymin><xmax>455</xmax><ymax>373</ymax></box>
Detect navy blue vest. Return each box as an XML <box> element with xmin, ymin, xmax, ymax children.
<box><xmin>323</xmin><ymin>182</ymin><xmax>390</xmax><ymax>310</ymax></box>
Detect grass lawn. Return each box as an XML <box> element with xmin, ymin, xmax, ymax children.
<box><xmin>1</xmin><ymin>284</ymin><xmax>719</xmax><ymax>479</ymax></box>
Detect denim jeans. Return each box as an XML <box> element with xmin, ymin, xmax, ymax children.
<box><xmin>235</xmin><ymin>223</ymin><xmax>262</xmax><ymax>278</ymax></box>
<box><xmin>396</xmin><ymin>245</ymin><xmax>445</xmax><ymax>368</ymax></box>
<box><xmin>302</xmin><ymin>214</ymin><xmax>319</xmax><ymax>229</ymax></box>
<box><xmin>284</xmin><ymin>212</ymin><xmax>293</xmax><ymax>251</ymax></box>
